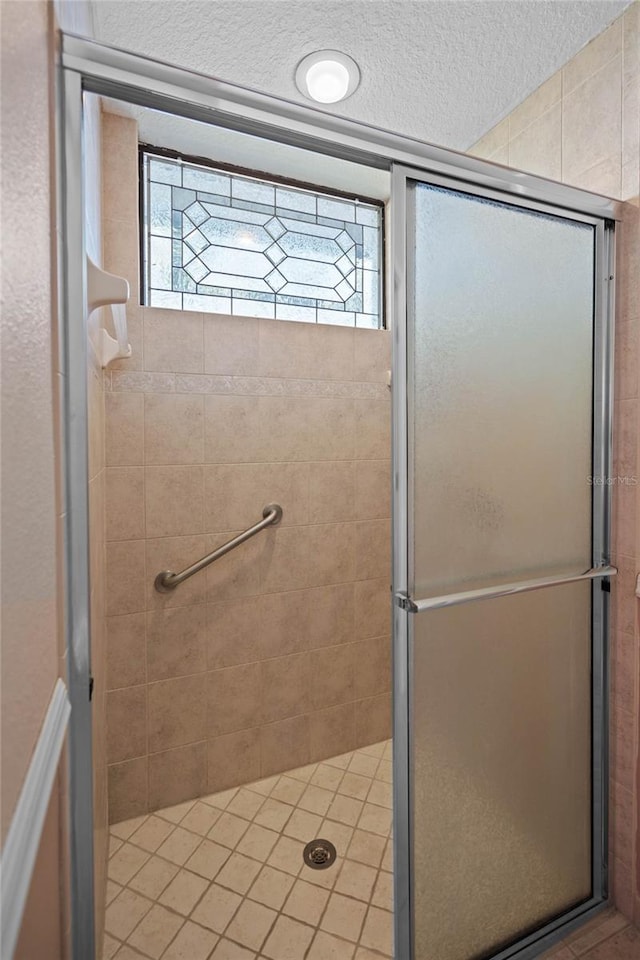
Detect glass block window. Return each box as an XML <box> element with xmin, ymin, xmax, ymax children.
<box><xmin>141</xmin><ymin>150</ymin><xmax>383</xmax><ymax>328</ymax></box>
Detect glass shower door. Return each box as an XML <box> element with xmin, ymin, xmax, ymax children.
<box><xmin>392</xmin><ymin>169</ymin><xmax>613</xmax><ymax>960</ymax></box>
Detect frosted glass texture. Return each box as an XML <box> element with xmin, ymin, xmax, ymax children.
<box><xmin>411</xmin><ymin>185</ymin><xmax>594</xmax><ymax>597</ymax></box>
<box><xmin>409</xmin><ymin>183</ymin><xmax>596</xmax><ymax>959</ymax></box>
<box><xmin>142</xmin><ymin>152</ymin><xmax>383</xmax><ymax>327</ymax></box>
<box><xmin>413</xmin><ymin>585</ymin><xmax>592</xmax><ymax>960</ymax></box>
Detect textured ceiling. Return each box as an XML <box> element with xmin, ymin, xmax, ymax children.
<box><xmin>91</xmin><ymin>0</ymin><xmax>630</xmax><ymax>150</ymax></box>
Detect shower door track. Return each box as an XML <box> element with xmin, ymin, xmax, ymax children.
<box><xmin>57</xmin><ymin>33</ymin><xmax>617</xmax><ymax>960</ymax></box>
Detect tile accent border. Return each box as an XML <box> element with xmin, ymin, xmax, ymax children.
<box><xmin>109</xmin><ymin>371</ymin><xmax>389</xmax><ymax>401</ymax></box>
<box><xmin>0</xmin><ymin>678</ymin><xmax>71</xmax><ymax>959</ymax></box>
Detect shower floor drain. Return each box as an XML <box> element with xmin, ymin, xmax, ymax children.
<box><xmin>303</xmin><ymin>838</ymin><xmax>337</xmax><ymax>870</ymax></box>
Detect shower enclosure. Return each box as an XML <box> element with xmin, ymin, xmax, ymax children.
<box><xmin>59</xmin><ymin>34</ymin><xmax>617</xmax><ymax>960</ymax></box>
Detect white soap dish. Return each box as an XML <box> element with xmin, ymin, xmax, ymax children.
<box><xmin>86</xmin><ymin>256</ymin><xmax>132</xmax><ymax>368</ymax></box>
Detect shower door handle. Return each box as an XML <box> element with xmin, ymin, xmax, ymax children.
<box><xmin>396</xmin><ymin>564</ymin><xmax>617</xmax><ymax>614</ymax></box>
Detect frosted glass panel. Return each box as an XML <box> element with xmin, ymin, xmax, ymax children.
<box><xmin>412</xmin><ymin>584</ymin><xmax>592</xmax><ymax>960</ymax></box>
<box><xmin>411</xmin><ymin>185</ymin><xmax>595</xmax><ymax>597</ymax></box>
<box><xmin>408</xmin><ymin>183</ymin><xmax>596</xmax><ymax>959</ymax></box>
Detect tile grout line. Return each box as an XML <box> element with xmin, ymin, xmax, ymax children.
<box><xmin>105</xmin><ymin>633</ymin><xmax>391</xmax><ymax>693</ymax></box>
<box><xmin>106</xmin><ymin>699</ymin><xmax>392</xmax><ymax>793</ymax></box>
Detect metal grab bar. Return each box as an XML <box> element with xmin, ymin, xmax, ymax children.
<box><xmin>396</xmin><ymin>564</ymin><xmax>617</xmax><ymax>614</ymax></box>
<box><xmin>155</xmin><ymin>503</ymin><xmax>283</xmax><ymax>593</ymax></box>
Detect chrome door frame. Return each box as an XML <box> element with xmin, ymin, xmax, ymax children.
<box><xmin>58</xmin><ymin>33</ymin><xmax>617</xmax><ymax>960</ymax></box>
<box><xmin>58</xmin><ymin>64</ymin><xmax>95</xmax><ymax>960</ymax></box>
<box><xmin>391</xmin><ymin>163</ymin><xmax>615</xmax><ymax>960</ymax></box>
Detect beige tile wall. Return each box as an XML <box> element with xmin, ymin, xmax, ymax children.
<box><xmin>470</xmin><ymin>2</ymin><xmax>640</xmax><ymax>926</ymax></box>
<box><xmin>101</xmin><ymin>112</ymin><xmax>392</xmax><ymax>822</ymax></box>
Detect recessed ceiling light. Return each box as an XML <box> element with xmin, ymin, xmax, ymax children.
<box><xmin>295</xmin><ymin>50</ymin><xmax>360</xmax><ymax>104</ymax></box>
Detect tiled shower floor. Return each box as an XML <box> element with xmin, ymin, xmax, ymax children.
<box><xmin>103</xmin><ymin>740</ymin><xmax>394</xmax><ymax>960</ymax></box>
<box><xmin>103</xmin><ymin>734</ymin><xmax>638</xmax><ymax>960</ymax></box>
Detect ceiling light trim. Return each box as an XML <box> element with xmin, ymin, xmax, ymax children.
<box><xmin>295</xmin><ymin>49</ymin><xmax>360</xmax><ymax>104</ymax></box>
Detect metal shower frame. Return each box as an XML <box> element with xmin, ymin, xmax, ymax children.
<box><xmin>57</xmin><ymin>33</ymin><xmax>618</xmax><ymax>960</ymax></box>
